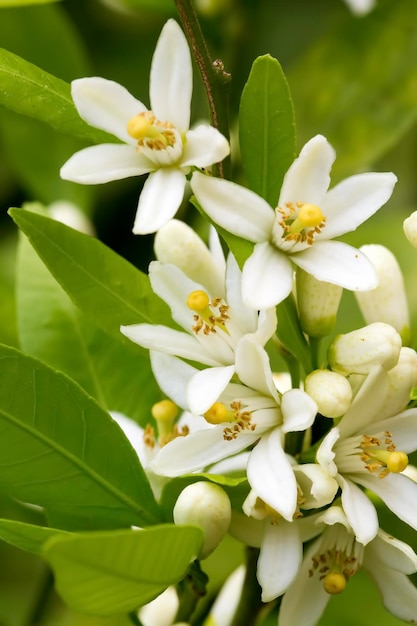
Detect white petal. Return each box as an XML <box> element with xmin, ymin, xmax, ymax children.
<box><xmin>279</xmin><ymin>538</ymin><xmax>330</xmax><ymax>626</ymax></box>
<box><xmin>71</xmin><ymin>77</ymin><xmax>146</xmax><ymax>143</ymax></box>
<box><xmin>150</xmin><ymin>351</ymin><xmax>195</xmax><ymax>409</ymax></box>
<box><xmin>316</xmin><ymin>427</ymin><xmax>340</xmax><ymax>476</ymax></box>
<box><xmin>292</xmin><ymin>241</ymin><xmax>378</xmax><ymax>291</ymax></box>
<box><xmin>281</xmin><ymin>389</ymin><xmax>317</xmax><ymax>433</ymax></box>
<box><xmin>247</xmin><ymin>429</ymin><xmax>297</xmax><ymax>521</ymax></box>
<box><xmin>257</xmin><ymin>521</ymin><xmax>302</xmax><ymax>601</ymax></box>
<box><xmin>254</xmin><ymin>308</ymin><xmax>278</xmax><ymax>346</ymax></box>
<box><xmin>293</xmin><ymin>464</ymin><xmax>338</xmax><ymax>509</ymax></box>
<box><xmin>133</xmin><ymin>168</ymin><xmax>186</xmax><ymax>234</ymax></box>
<box><xmin>241</xmin><ymin>242</ymin><xmax>293</xmax><ymax>309</ymax></box>
<box><xmin>150</xmin><ymin>19</ymin><xmax>192</xmax><ymax>131</ymax></box>
<box><xmin>235</xmin><ymin>336</ymin><xmax>279</xmax><ymax>400</ymax></box>
<box><xmin>278</xmin><ymin>135</ymin><xmax>335</xmax><ymax>207</ymax></box>
<box><xmin>187</xmin><ymin>365</ymin><xmax>235</xmax><ymax>414</ymax></box>
<box><xmin>321</xmin><ymin>172</ymin><xmax>397</xmax><ymax>239</ymax></box>
<box><xmin>339</xmin><ymin>475</ymin><xmax>378</xmax><ymax>544</ymax></box>
<box><xmin>365</xmin><ymin>409</ymin><xmax>417</xmax><ymax>454</ymax></box>
<box><xmin>225</xmin><ymin>253</ymin><xmax>258</xmax><ymax>333</ymax></box>
<box><xmin>355</xmin><ymin>472</ymin><xmax>417</xmax><ymax>532</ymax></box>
<box><xmin>191</xmin><ymin>172</ymin><xmax>275</xmax><ymax>243</ymax></box>
<box><xmin>365</xmin><ymin>561</ymin><xmax>417</xmax><ymax>622</ymax></box>
<box><xmin>181</xmin><ymin>126</ymin><xmax>230</xmax><ymax>168</ymax></box>
<box><xmin>120</xmin><ymin>324</ymin><xmax>221</xmax><ymax>366</ymax></box>
<box><xmin>110</xmin><ymin>412</ymin><xmax>146</xmax><ymax>463</ymax></box>
<box><xmin>151</xmin><ymin>423</ymin><xmax>260</xmax><ymax>476</ymax></box>
<box><xmin>60</xmin><ymin>144</ymin><xmax>153</xmax><ymax>184</ymax></box>
<box><xmin>367</xmin><ymin>529</ymin><xmax>417</xmax><ymax>575</ymax></box>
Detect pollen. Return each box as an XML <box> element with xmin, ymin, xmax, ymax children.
<box><xmin>187</xmin><ymin>290</ymin><xmax>230</xmax><ymax>335</ymax></box>
<box><xmin>126</xmin><ymin>111</ymin><xmax>176</xmax><ymax>150</ymax></box>
<box><xmin>204</xmin><ymin>401</ymin><xmax>255</xmax><ymax>439</ymax></box>
<box><xmin>360</xmin><ymin>431</ymin><xmax>408</xmax><ymax>478</ymax></box>
<box><xmin>276</xmin><ymin>201</ymin><xmax>326</xmax><ymax>245</ymax></box>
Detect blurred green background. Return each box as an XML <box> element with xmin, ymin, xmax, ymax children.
<box><xmin>1</xmin><ymin>0</ymin><xmax>417</xmax><ymax>624</ymax></box>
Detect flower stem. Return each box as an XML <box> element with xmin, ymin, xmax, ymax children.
<box><xmin>175</xmin><ymin>560</ymin><xmax>208</xmax><ymax>622</ymax></box>
<box><xmin>230</xmin><ymin>547</ymin><xmax>263</xmax><ymax>626</ymax></box>
<box><xmin>173</xmin><ymin>0</ymin><xmax>231</xmax><ymax>179</ymax></box>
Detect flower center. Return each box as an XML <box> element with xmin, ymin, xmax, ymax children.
<box><xmin>186</xmin><ymin>290</ymin><xmax>230</xmax><ymax>335</ymax></box>
<box><xmin>149</xmin><ymin>399</ymin><xmax>189</xmax><ymax>447</ymax></box>
<box><xmin>276</xmin><ymin>201</ymin><xmax>326</xmax><ymax>245</ymax></box>
<box><xmin>204</xmin><ymin>401</ymin><xmax>255</xmax><ymax>440</ymax></box>
<box><xmin>127</xmin><ymin>111</ymin><xmax>176</xmax><ymax>150</ymax></box>
<box><xmin>309</xmin><ymin>533</ymin><xmax>362</xmax><ymax>595</ymax></box>
<box><xmin>360</xmin><ymin>431</ymin><xmax>408</xmax><ymax>479</ymax></box>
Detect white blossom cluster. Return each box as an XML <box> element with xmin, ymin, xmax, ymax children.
<box><xmin>62</xmin><ymin>18</ymin><xmax>417</xmax><ymax>626</ymax></box>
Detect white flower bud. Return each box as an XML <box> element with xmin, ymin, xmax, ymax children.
<box><xmin>173</xmin><ymin>481</ymin><xmax>231</xmax><ymax>559</ymax></box>
<box><xmin>328</xmin><ymin>322</ymin><xmax>402</xmax><ymax>375</ymax></box>
<box><xmin>403</xmin><ymin>210</ymin><xmax>417</xmax><ymax>249</ymax></box>
<box><xmin>48</xmin><ymin>200</ymin><xmax>95</xmax><ymax>235</ymax></box>
<box><xmin>304</xmin><ymin>370</ymin><xmax>353</xmax><ymax>418</ymax></box>
<box><xmin>378</xmin><ymin>347</ymin><xmax>417</xmax><ymax>420</ymax></box>
<box><xmin>355</xmin><ymin>245</ymin><xmax>410</xmax><ymax>345</ymax></box>
<box><xmin>154</xmin><ymin>219</ymin><xmax>224</xmax><ymax>296</ymax></box>
<box><xmin>296</xmin><ymin>268</ymin><xmax>343</xmax><ymax>338</ymax></box>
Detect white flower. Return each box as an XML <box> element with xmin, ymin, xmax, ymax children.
<box><xmin>60</xmin><ymin>19</ymin><xmax>229</xmax><ymax>235</ymax></box>
<box><xmin>121</xmin><ymin>255</ymin><xmax>277</xmax><ymax>414</ymax></box>
<box><xmin>343</xmin><ymin>0</ymin><xmax>376</xmax><ymax>16</ymax></box>
<box><xmin>279</xmin><ymin>505</ymin><xmax>417</xmax><ymax>626</ymax></box>
<box><xmin>354</xmin><ymin>244</ymin><xmax>410</xmax><ymax>345</ymax></box>
<box><xmin>191</xmin><ymin>135</ymin><xmax>396</xmax><ymax>308</ymax></box>
<box><xmin>316</xmin><ymin>365</ymin><xmax>417</xmax><ymax>544</ymax></box>
<box><xmin>148</xmin><ymin>336</ymin><xmax>318</xmax><ymax>524</ymax></box>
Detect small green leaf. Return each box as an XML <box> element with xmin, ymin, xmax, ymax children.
<box><xmin>0</xmin><ymin>48</ymin><xmax>112</xmax><ymax>144</ymax></box>
<box><xmin>0</xmin><ymin>518</ymin><xmax>68</xmax><ymax>554</ymax></box>
<box><xmin>9</xmin><ymin>209</ymin><xmax>172</xmax><ymax>339</ymax></box>
<box><xmin>43</xmin><ymin>525</ymin><xmax>203</xmax><ymax>616</ymax></box>
<box><xmin>0</xmin><ymin>0</ymin><xmax>61</xmax><ymax>4</ymax></box>
<box><xmin>239</xmin><ymin>54</ymin><xmax>296</xmax><ymax>206</ymax></box>
<box><xmin>0</xmin><ymin>343</ymin><xmax>161</xmax><ymax>529</ymax></box>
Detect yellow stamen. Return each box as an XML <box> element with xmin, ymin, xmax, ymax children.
<box><xmin>289</xmin><ymin>203</ymin><xmax>325</xmax><ymax>233</ymax></box>
<box><xmin>361</xmin><ymin>431</ymin><xmax>408</xmax><ymax>477</ymax></box>
<box><xmin>127</xmin><ymin>114</ymin><xmax>154</xmax><ymax>140</ymax></box>
<box><xmin>187</xmin><ymin>290</ymin><xmax>229</xmax><ymax>335</ymax></box>
<box><xmin>151</xmin><ymin>399</ymin><xmax>178</xmax><ymax>422</ymax></box>
<box><xmin>126</xmin><ymin>111</ymin><xmax>175</xmax><ymax>149</ymax></box>
<box><xmin>323</xmin><ymin>572</ymin><xmax>347</xmax><ymax>595</ymax></box>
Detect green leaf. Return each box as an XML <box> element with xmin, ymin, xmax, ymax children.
<box><xmin>16</xmin><ymin>210</ymin><xmax>163</xmax><ymax>424</ymax></box>
<box><xmin>0</xmin><ymin>0</ymin><xmax>61</xmax><ymax>5</ymax></box>
<box><xmin>239</xmin><ymin>54</ymin><xmax>296</xmax><ymax>206</ymax></box>
<box><xmin>288</xmin><ymin>0</ymin><xmax>417</xmax><ymax>179</ymax></box>
<box><xmin>0</xmin><ymin>343</ymin><xmax>161</xmax><ymax>529</ymax></box>
<box><xmin>9</xmin><ymin>209</ymin><xmax>172</xmax><ymax>339</ymax></box>
<box><xmin>43</xmin><ymin>525</ymin><xmax>203</xmax><ymax>616</ymax></box>
<box><xmin>0</xmin><ymin>48</ymin><xmax>112</xmax><ymax>144</ymax></box>
<box><xmin>276</xmin><ymin>295</ymin><xmax>312</xmax><ymax>375</ymax></box>
<box><xmin>0</xmin><ymin>518</ymin><xmax>68</xmax><ymax>554</ymax></box>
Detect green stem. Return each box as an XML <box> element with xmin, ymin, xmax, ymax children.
<box><xmin>175</xmin><ymin>560</ymin><xmax>208</xmax><ymax>623</ymax></box>
<box><xmin>173</xmin><ymin>0</ymin><xmax>231</xmax><ymax>179</ymax></box>
<box><xmin>230</xmin><ymin>547</ymin><xmax>264</xmax><ymax>626</ymax></box>
<box><xmin>128</xmin><ymin>611</ymin><xmax>144</xmax><ymax>626</ymax></box>
<box><xmin>309</xmin><ymin>336</ymin><xmax>322</xmax><ymax>370</ymax></box>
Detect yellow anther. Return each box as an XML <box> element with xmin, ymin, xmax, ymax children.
<box><xmin>186</xmin><ymin>290</ymin><xmax>210</xmax><ymax>312</ymax></box>
<box><xmin>151</xmin><ymin>399</ymin><xmax>178</xmax><ymax>422</ymax></box>
<box><xmin>204</xmin><ymin>402</ymin><xmax>232</xmax><ymax>424</ymax></box>
<box><xmin>323</xmin><ymin>572</ymin><xmax>347</xmax><ymax>595</ymax></box>
<box><xmin>386</xmin><ymin>451</ymin><xmax>408</xmax><ymax>473</ymax></box>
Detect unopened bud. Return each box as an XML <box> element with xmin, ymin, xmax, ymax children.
<box><xmin>304</xmin><ymin>370</ymin><xmax>352</xmax><ymax>418</ymax></box>
<box><xmin>403</xmin><ymin>211</ymin><xmax>417</xmax><ymax>249</ymax></box>
<box><xmin>154</xmin><ymin>220</ymin><xmax>224</xmax><ymax>296</ymax></box>
<box><xmin>296</xmin><ymin>268</ymin><xmax>342</xmax><ymax>338</ymax></box>
<box><xmin>355</xmin><ymin>245</ymin><xmax>410</xmax><ymax>345</ymax></box>
<box><xmin>173</xmin><ymin>481</ymin><xmax>231</xmax><ymax>559</ymax></box>
<box><xmin>328</xmin><ymin>322</ymin><xmax>402</xmax><ymax>375</ymax></box>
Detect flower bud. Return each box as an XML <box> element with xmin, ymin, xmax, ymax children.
<box><xmin>296</xmin><ymin>268</ymin><xmax>343</xmax><ymax>338</ymax></box>
<box><xmin>378</xmin><ymin>347</ymin><xmax>417</xmax><ymax>420</ymax></box>
<box><xmin>304</xmin><ymin>369</ymin><xmax>352</xmax><ymax>418</ymax></box>
<box><xmin>354</xmin><ymin>245</ymin><xmax>410</xmax><ymax>345</ymax></box>
<box><xmin>154</xmin><ymin>219</ymin><xmax>224</xmax><ymax>296</ymax></box>
<box><xmin>173</xmin><ymin>481</ymin><xmax>231</xmax><ymax>559</ymax></box>
<box><xmin>328</xmin><ymin>322</ymin><xmax>402</xmax><ymax>375</ymax></box>
<box><xmin>403</xmin><ymin>210</ymin><xmax>417</xmax><ymax>249</ymax></box>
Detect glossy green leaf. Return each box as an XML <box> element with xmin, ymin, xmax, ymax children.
<box><xmin>9</xmin><ymin>209</ymin><xmax>172</xmax><ymax>339</ymax></box>
<box><xmin>0</xmin><ymin>0</ymin><xmax>61</xmax><ymax>5</ymax></box>
<box><xmin>0</xmin><ymin>48</ymin><xmax>112</xmax><ymax>144</ymax></box>
<box><xmin>16</xmin><ymin>211</ymin><xmax>162</xmax><ymax>424</ymax></box>
<box><xmin>239</xmin><ymin>54</ymin><xmax>296</xmax><ymax>206</ymax></box>
<box><xmin>43</xmin><ymin>525</ymin><xmax>203</xmax><ymax>616</ymax></box>
<box><xmin>0</xmin><ymin>343</ymin><xmax>161</xmax><ymax>529</ymax></box>
<box><xmin>0</xmin><ymin>518</ymin><xmax>68</xmax><ymax>554</ymax></box>
<box><xmin>288</xmin><ymin>0</ymin><xmax>417</xmax><ymax>180</ymax></box>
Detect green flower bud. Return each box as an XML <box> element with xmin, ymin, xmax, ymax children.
<box><xmin>296</xmin><ymin>268</ymin><xmax>343</xmax><ymax>338</ymax></box>
<box><xmin>173</xmin><ymin>482</ymin><xmax>231</xmax><ymax>559</ymax></box>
